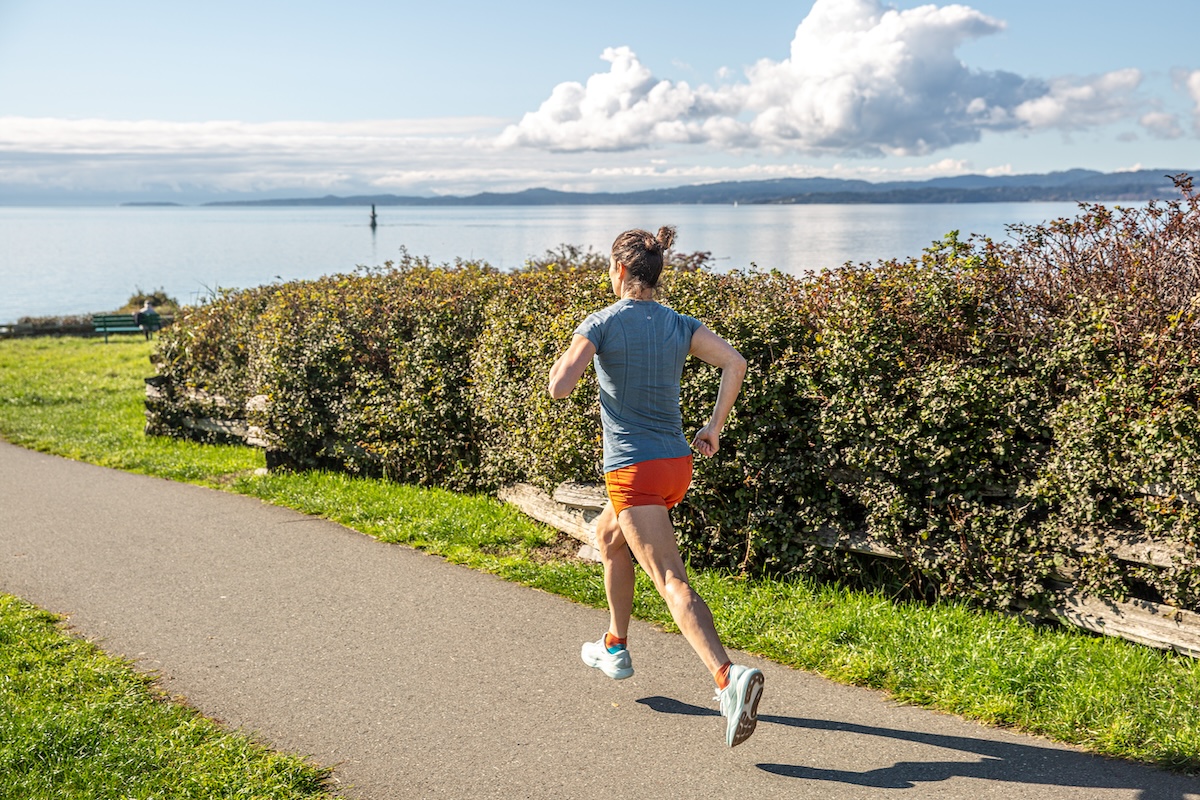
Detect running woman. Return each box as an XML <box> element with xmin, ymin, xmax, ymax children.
<box><xmin>547</xmin><ymin>225</ymin><xmax>764</xmax><ymax>747</ymax></box>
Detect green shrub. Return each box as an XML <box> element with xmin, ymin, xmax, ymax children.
<box><xmin>243</xmin><ymin>261</ymin><xmax>499</xmax><ymax>490</ymax></box>
<box><xmin>662</xmin><ymin>268</ymin><xmax>843</xmax><ymax>574</ymax></box>
<box><xmin>472</xmin><ymin>265</ymin><xmax>608</xmax><ymax>490</ymax></box>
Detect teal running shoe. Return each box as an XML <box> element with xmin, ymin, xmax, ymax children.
<box><xmin>581</xmin><ymin>636</ymin><xmax>634</xmax><ymax>680</ymax></box>
<box><xmin>716</xmin><ymin>665</ymin><xmax>764</xmax><ymax>747</ymax></box>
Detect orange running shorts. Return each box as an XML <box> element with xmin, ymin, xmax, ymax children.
<box><xmin>604</xmin><ymin>455</ymin><xmax>694</xmax><ymax>516</ymax></box>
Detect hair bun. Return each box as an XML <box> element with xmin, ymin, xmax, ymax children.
<box><xmin>655</xmin><ymin>225</ymin><xmax>677</xmax><ymax>252</ymax></box>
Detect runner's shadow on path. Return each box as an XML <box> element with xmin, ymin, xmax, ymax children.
<box><xmin>636</xmin><ymin>696</ymin><xmax>1197</xmax><ymax>800</ymax></box>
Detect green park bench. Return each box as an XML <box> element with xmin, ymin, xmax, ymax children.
<box><xmin>92</xmin><ymin>312</ymin><xmax>161</xmax><ymax>343</ymax></box>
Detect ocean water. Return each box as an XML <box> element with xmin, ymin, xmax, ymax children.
<box><xmin>0</xmin><ymin>201</ymin><xmax>1094</xmax><ymax>322</ymax></box>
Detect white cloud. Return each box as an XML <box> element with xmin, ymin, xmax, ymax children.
<box><xmin>0</xmin><ymin>117</ymin><xmax>504</xmax><ymax>156</ymax></box>
<box><xmin>0</xmin><ymin>117</ymin><xmax>512</xmax><ymax>196</ymax></box>
<box><xmin>1185</xmin><ymin>69</ymin><xmax>1200</xmax><ymax>133</ymax></box>
<box><xmin>494</xmin><ymin>47</ymin><xmax>735</xmax><ymax>152</ymax></box>
<box><xmin>1011</xmin><ymin>69</ymin><xmax>1142</xmax><ymax>130</ymax></box>
<box><xmin>736</xmin><ymin>0</ymin><xmax>1028</xmax><ymax>154</ymax></box>
<box><xmin>1139</xmin><ymin>111</ymin><xmax>1184</xmax><ymax>140</ymax></box>
<box><xmin>0</xmin><ymin>112</ymin><xmax>1043</xmax><ymax>199</ymax></box>
<box><xmin>579</xmin><ymin>156</ymin><xmax>976</xmax><ymax>185</ymax></box>
<box><xmin>498</xmin><ymin>0</ymin><xmax>1146</xmax><ymax>156</ymax></box>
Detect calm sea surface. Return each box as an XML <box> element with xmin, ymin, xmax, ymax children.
<box><xmin>0</xmin><ymin>202</ymin><xmax>1096</xmax><ymax>322</ymax></box>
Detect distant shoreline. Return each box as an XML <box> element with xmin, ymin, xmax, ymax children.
<box><xmin>197</xmin><ymin>189</ymin><xmax>1179</xmax><ymax>208</ymax></box>
<box><xmin>199</xmin><ymin>168</ymin><xmax>1190</xmax><ymax>208</ymax></box>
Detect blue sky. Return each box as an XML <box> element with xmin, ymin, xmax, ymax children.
<box><xmin>1</xmin><ymin>0</ymin><xmax>1198</xmax><ymax>202</ymax></box>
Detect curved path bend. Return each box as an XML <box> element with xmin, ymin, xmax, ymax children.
<box><xmin>1</xmin><ymin>441</ymin><xmax>1197</xmax><ymax>800</ymax></box>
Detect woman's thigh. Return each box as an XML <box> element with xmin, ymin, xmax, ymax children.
<box><xmin>616</xmin><ymin>505</ymin><xmax>688</xmax><ymax>591</ymax></box>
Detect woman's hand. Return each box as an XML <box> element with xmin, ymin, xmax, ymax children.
<box><xmin>692</xmin><ymin>423</ymin><xmax>720</xmax><ymax>457</ymax></box>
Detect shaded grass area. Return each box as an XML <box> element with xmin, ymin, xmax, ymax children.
<box><xmin>2</xmin><ymin>336</ymin><xmax>1200</xmax><ymax>775</ymax></box>
<box><xmin>0</xmin><ymin>595</ymin><xmax>334</xmax><ymax>800</ymax></box>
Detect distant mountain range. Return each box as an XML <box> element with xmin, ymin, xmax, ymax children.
<box><xmin>193</xmin><ymin>169</ymin><xmax>1193</xmax><ymax>208</ymax></box>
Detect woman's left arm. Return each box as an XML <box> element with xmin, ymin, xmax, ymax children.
<box><xmin>688</xmin><ymin>325</ymin><xmax>747</xmax><ymax>457</ymax></box>
<box><xmin>548</xmin><ymin>334</ymin><xmax>597</xmax><ymax>399</ymax></box>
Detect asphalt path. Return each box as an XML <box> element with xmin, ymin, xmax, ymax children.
<box><xmin>2</xmin><ymin>440</ymin><xmax>1198</xmax><ymax>799</ymax></box>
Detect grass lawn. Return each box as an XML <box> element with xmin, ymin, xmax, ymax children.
<box><xmin>2</xmin><ymin>334</ymin><xmax>1199</xmax><ymax>781</ymax></box>
<box><xmin>0</xmin><ymin>595</ymin><xmax>334</xmax><ymax>800</ymax></box>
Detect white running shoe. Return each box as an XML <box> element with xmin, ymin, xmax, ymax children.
<box><xmin>580</xmin><ymin>636</ymin><xmax>634</xmax><ymax>680</ymax></box>
<box><xmin>716</xmin><ymin>665</ymin><xmax>764</xmax><ymax>747</ymax></box>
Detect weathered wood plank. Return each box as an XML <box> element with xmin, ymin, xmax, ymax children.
<box><xmin>1141</xmin><ymin>483</ymin><xmax>1200</xmax><ymax>506</ymax></box>
<box><xmin>1071</xmin><ymin>534</ymin><xmax>1192</xmax><ymax>569</ymax></box>
<box><xmin>810</xmin><ymin>528</ymin><xmax>901</xmax><ymax>559</ymax></box>
<box><xmin>181</xmin><ymin>416</ymin><xmax>250</xmax><ymax>439</ymax></box>
<box><xmin>513</xmin><ymin>479</ymin><xmax>1192</xmax><ymax>569</ymax></box>
<box><xmin>497</xmin><ymin>483</ymin><xmax>600</xmax><ymax>552</ymax></box>
<box><xmin>1050</xmin><ymin>594</ymin><xmax>1200</xmax><ymax>658</ymax></box>
<box><xmin>552</xmin><ymin>481</ymin><xmax>607</xmax><ymax>511</ymax></box>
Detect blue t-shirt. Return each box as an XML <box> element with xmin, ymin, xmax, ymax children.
<box><xmin>574</xmin><ymin>299</ymin><xmax>703</xmax><ymax>472</ymax></box>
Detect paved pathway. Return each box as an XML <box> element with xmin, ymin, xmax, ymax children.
<box><xmin>2</xmin><ymin>440</ymin><xmax>1198</xmax><ymax>799</ymax></box>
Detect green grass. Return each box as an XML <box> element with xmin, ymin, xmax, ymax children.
<box><xmin>0</xmin><ymin>595</ymin><xmax>333</xmax><ymax>800</ymax></box>
<box><xmin>0</xmin><ymin>337</ymin><xmax>261</xmax><ymax>483</ymax></box>
<box><xmin>2</xmin><ymin>335</ymin><xmax>1200</xmax><ymax>777</ymax></box>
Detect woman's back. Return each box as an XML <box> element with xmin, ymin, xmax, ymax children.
<box><xmin>575</xmin><ymin>298</ymin><xmax>701</xmax><ymax>472</ymax></box>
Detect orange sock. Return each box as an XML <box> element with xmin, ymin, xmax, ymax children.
<box><xmin>715</xmin><ymin>661</ymin><xmax>733</xmax><ymax>690</ymax></box>
<box><xmin>604</xmin><ymin>632</ymin><xmax>627</xmax><ymax>653</ymax></box>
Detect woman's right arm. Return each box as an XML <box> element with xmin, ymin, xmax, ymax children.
<box><xmin>548</xmin><ymin>334</ymin><xmax>597</xmax><ymax>399</ymax></box>
<box><xmin>688</xmin><ymin>326</ymin><xmax>747</xmax><ymax>457</ymax></box>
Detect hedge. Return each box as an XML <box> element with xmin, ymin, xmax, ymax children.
<box><xmin>150</xmin><ymin>179</ymin><xmax>1200</xmax><ymax>613</ymax></box>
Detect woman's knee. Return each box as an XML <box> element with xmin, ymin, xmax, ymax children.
<box><xmin>594</xmin><ymin>507</ymin><xmax>626</xmax><ymax>558</ymax></box>
<box><xmin>596</xmin><ymin>534</ymin><xmax>628</xmax><ymax>562</ymax></box>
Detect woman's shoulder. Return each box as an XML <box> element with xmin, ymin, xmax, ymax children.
<box><xmin>583</xmin><ymin>299</ymin><xmax>631</xmax><ymax>322</ymax></box>
<box><xmin>575</xmin><ymin>299</ymin><xmax>626</xmax><ymax>336</ymax></box>
<box><xmin>652</xmin><ymin>301</ymin><xmax>702</xmax><ymax>330</ymax></box>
